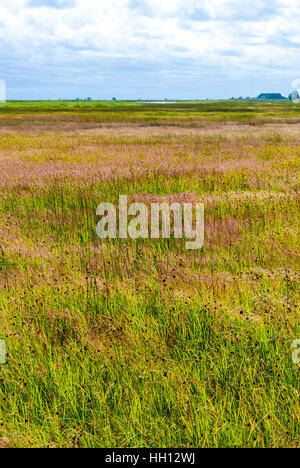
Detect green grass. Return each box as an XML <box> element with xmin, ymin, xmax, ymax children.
<box><xmin>0</xmin><ymin>101</ymin><xmax>299</xmax><ymax>448</ymax></box>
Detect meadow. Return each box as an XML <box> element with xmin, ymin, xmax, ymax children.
<box><xmin>0</xmin><ymin>100</ymin><xmax>299</xmax><ymax>448</ymax></box>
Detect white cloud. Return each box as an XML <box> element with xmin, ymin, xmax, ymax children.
<box><xmin>0</xmin><ymin>0</ymin><xmax>299</xmax><ymax>98</ymax></box>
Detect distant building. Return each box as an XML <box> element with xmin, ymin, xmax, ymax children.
<box><xmin>257</xmin><ymin>93</ymin><xmax>287</xmax><ymax>100</ymax></box>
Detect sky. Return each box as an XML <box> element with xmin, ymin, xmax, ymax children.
<box><xmin>0</xmin><ymin>0</ymin><xmax>299</xmax><ymax>100</ymax></box>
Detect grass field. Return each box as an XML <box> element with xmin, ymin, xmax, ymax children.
<box><xmin>0</xmin><ymin>101</ymin><xmax>299</xmax><ymax>448</ymax></box>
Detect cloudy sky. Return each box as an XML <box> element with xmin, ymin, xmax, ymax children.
<box><xmin>0</xmin><ymin>0</ymin><xmax>299</xmax><ymax>99</ymax></box>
